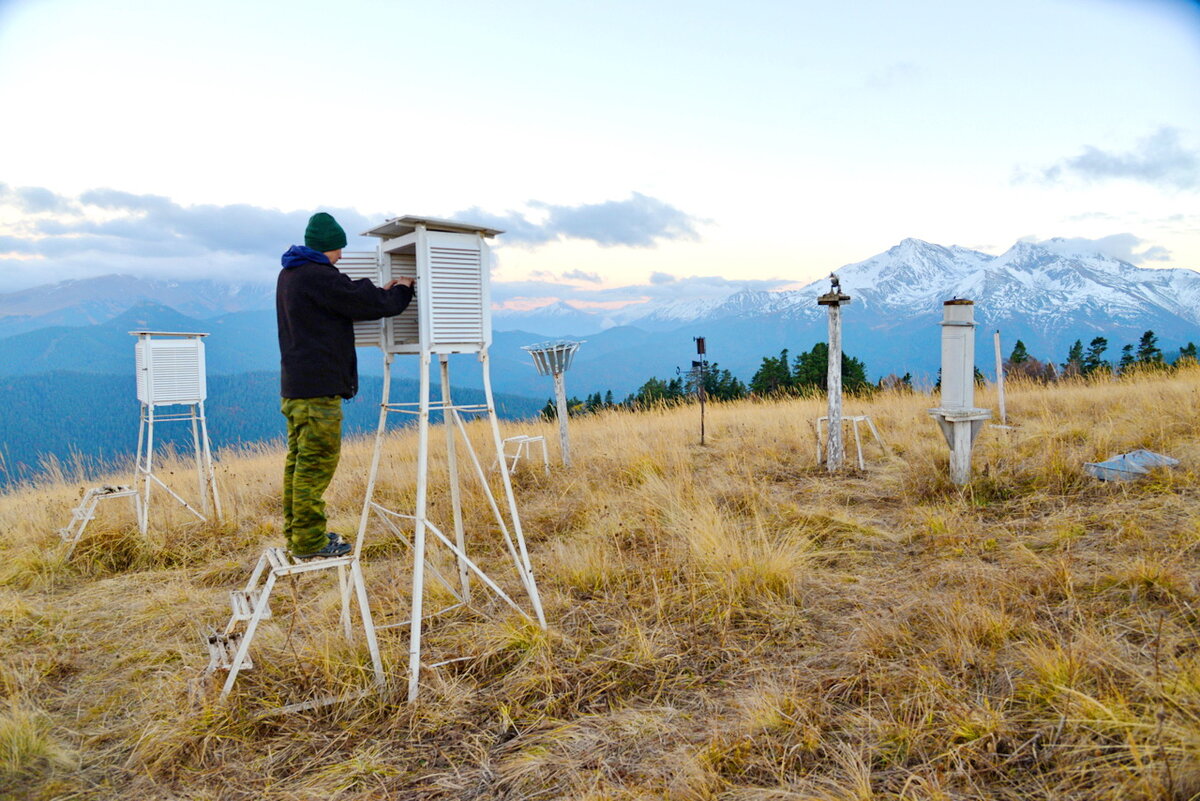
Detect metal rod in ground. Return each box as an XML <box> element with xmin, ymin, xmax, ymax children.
<box><xmin>994</xmin><ymin>329</ymin><xmax>1007</xmax><ymax>426</ymax></box>
<box><xmin>553</xmin><ymin>371</ymin><xmax>571</xmax><ymax>467</ymax></box>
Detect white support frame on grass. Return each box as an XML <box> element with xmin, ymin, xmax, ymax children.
<box><xmin>815</xmin><ymin>415</ymin><xmax>886</xmax><ymax>470</ymax></box>
<box><xmin>499</xmin><ymin>435</ymin><xmax>550</xmax><ymax>476</ymax></box>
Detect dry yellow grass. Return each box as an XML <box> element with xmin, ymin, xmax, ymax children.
<box><xmin>3</xmin><ymin>368</ymin><xmax>1200</xmax><ymax>799</ymax></box>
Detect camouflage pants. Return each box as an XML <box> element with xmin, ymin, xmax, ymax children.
<box><xmin>281</xmin><ymin>396</ymin><xmax>343</xmax><ymax>555</ymax></box>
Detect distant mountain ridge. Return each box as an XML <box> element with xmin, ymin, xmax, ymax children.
<box><xmin>3</xmin><ymin>238</ymin><xmax>1198</xmax><ymax>390</ymax></box>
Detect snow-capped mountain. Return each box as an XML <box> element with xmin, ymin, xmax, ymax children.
<box><xmin>616</xmin><ymin>237</ymin><xmax>1200</xmax><ymax>340</ymax></box>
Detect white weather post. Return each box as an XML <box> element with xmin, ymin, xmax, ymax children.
<box><xmin>928</xmin><ymin>300</ymin><xmax>991</xmax><ymax>485</ymax></box>
<box><xmin>817</xmin><ymin>276</ymin><xmax>851</xmax><ymax>471</ymax></box>
<box><xmin>523</xmin><ymin>340</ymin><xmax>583</xmax><ymax>467</ymax></box>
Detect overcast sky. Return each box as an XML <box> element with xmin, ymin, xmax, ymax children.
<box><xmin>1</xmin><ymin>0</ymin><xmax>1198</xmax><ymax>308</ymax></box>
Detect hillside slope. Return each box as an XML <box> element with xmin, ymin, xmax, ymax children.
<box><xmin>2</xmin><ymin>372</ymin><xmax>1200</xmax><ymax>799</ymax></box>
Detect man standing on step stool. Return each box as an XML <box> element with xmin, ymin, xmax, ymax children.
<box><xmin>276</xmin><ymin>212</ymin><xmax>414</xmax><ymax>559</ymax></box>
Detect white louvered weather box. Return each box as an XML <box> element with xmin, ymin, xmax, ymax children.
<box><xmin>132</xmin><ymin>332</ymin><xmax>208</xmax><ymax>406</ymax></box>
<box><xmin>362</xmin><ymin>216</ymin><xmax>501</xmax><ymax>355</ymax></box>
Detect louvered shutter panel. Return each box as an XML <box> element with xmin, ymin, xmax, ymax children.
<box><xmin>137</xmin><ymin>338</ymin><xmax>206</xmax><ymax>405</ymax></box>
<box><xmin>385</xmin><ymin>252</ymin><xmax>419</xmax><ymax>351</ymax></box>
<box><xmin>426</xmin><ymin>231</ymin><xmax>488</xmax><ymax>349</ymax></box>
<box><xmin>335</xmin><ymin>251</ymin><xmax>384</xmax><ymax>348</ymax></box>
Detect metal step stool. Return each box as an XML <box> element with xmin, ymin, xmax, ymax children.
<box><xmin>58</xmin><ymin>485</ymin><xmax>140</xmax><ymax>559</ymax></box>
<box><xmin>202</xmin><ymin>546</ymin><xmax>383</xmax><ymax>708</ymax></box>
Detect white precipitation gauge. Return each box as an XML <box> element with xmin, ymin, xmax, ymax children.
<box><xmin>928</xmin><ymin>300</ymin><xmax>991</xmax><ymax>485</ymax></box>
<box><xmin>522</xmin><ymin>340</ymin><xmax>583</xmax><ymax>467</ymax></box>
<box><xmin>207</xmin><ymin>216</ymin><xmax>546</xmax><ymax>712</ymax></box>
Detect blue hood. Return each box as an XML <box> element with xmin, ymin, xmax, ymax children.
<box><xmin>281</xmin><ymin>245</ymin><xmax>332</xmax><ymax>269</ymax></box>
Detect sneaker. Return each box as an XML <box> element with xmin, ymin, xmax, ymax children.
<box><xmin>291</xmin><ymin>540</ymin><xmax>352</xmax><ymax>560</ymax></box>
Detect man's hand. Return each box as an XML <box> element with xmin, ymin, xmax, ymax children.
<box><xmin>384</xmin><ymin>277</ymin><xmax>415</xmax><ymax>290</ymax></box>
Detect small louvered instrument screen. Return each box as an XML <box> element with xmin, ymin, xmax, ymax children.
<box><xmin>136</xmin><ymin>339</ymin><xmax>206</xmax><ymax>405</ymax></box>
<box><xmin>336</xmin><ymin>252</ymin><xmax>384</xmax><ymax>347</ymax></box>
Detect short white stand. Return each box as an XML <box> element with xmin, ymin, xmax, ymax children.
<box><xmin>131</xmin><ymin>332</ymin><xmax>222</xmax><ymax>534</ymax></box>
<box><xmin>499</xmin><ymin>435</ymin><xmax>550</xmax><ymax>475</ymax></box>
<box><xmin>815</xmin><ymin>415</ymin><xmax>886</xmax><ymax>470</ymax></box>
<box><xmin>58</xmin><ymin>485</ymin><xmax>140</xmax><ymax>558</ymax></box>
<box><xmin>204</xmin><ymin>546</ymin><xmax>384</xmax><ymax>713</ymax></box>
<box><xmin>928</xmin><ymin>408</ymin><xmax>991</xmax><ymax>485</ymax></box>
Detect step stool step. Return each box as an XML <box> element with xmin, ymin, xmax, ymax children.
<box><xmin>205</xmin><ymin>631</ymin><xmax>253</xmax><ymax>672</ymax></box>
<box><xmin>229</xmin><ymin>589</ymin><xmax>272</xmax><ymax>621</ymax></box>
<box><xmin>265</xmin><ymin>546</ymin><xmax>354</xmax><ymax>576</ymax></box>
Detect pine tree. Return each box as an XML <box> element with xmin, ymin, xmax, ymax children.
<box><xmin>1081</xmin><ymin>337</ymin><xmax>1109</xmax><ymax>376</ymax></box>
<box><xmin>1135</xmin><ymin>330</ymin><xmax>1163</xmax><ymax>365</ymax></box>
<box><xmin>749</xmin><ymin>349</ymin><xmax>792</xmax><ymax>396</ymax></box>
<box><xmin>1062</xmin><ymin>339</ymin><xmax>1084</xmax><ymax>376</ymax></box>
<box><xmin>792</xmin><ymin>342</ymin><xmax>869</xmax><ymax>394</ymax></box>
<box><xmin>1118</xmin><ymin>344</ymin><xmax>1135</xmax><ymax>372</ymax></box>
<box><xmin>1009</xmin><ymin>340</ymin><xmax>1030</xmax><ymax>364</ymax></box>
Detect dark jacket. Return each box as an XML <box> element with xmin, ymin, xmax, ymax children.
<box><xmin>277</xmin><ymin>245</ymin><xmax>414</xmax><ymax>399</ymax></box>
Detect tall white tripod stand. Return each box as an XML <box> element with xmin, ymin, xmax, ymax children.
<box><xmin>353</xmin><ymin>347</ymin><xmax>546</xmax><ymax>702</ymax></box>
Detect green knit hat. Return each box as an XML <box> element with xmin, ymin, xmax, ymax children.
<box><xmin>304</xmin><ymin>212</ymin><xmax>347</xmax><ymax>252</ymax></box>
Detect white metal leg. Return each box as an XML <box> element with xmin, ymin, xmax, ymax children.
<box><xmin>407</xmin><ymin>349</ymin><xmax>432</xmax><ymax>703</ymax></box>
<box><xmin>440</xmin><ymin>356</ymin><xmax>470</xmax><ymax>602</ymax></box>
<box><xmin>198</xmin><ymin>401</ymin><xmax>222</xmax><ymax>520</ymax></box>
<box><xmin>482</xmin><ymin>350</ymin><xmax>546</xmax><ymax>627</ymax></box>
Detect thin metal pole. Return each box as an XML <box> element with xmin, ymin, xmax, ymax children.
<box><xmin>439</xmin><ymin>355</ymin><xmax>470</xmax><ymax>602</ymax></box>
<box><xmin>351</xmin><ymin>559</ymin><xmax>386</xmax><ymax>689</ymax></box>
<box><xmin>698</xmin><ymin>364</ymin><xmax>707</xmax><ymax>446</ymax></box>
<box><xmin>553</xmin><ymin>370</ymin><xmax>570</xmax><ymax>467</ymax></box>
<box><xmin>135</xmin><ymin>405</ymin><xmax>147</xmax><ymax>534</ymax></box>
<box><xmin>355</xmin><ymin>354</ymin><xmax>393</xmax><ymax>554</ymax></box>
<box><xmin>189</xmin><ymin>404</ymin><xmax>205</xmax><ymax>514</ymax></box>
<box><xmin>407</xmin><ymin>349</ymin><xmax>432</xmax><ymax>702</ymax></box>
<box><xmin>826</xmin><ymin>303</ymin><xmax>844</xmax><ymax>471</ymax></box>
<box><xmin>994</xmin><ymin>330</ymin><xmax>1007</xmax><ymax>426</ymax></box>
<box><xmin>481</xmin><ymin>349</ymin><xmax>546</xmax><ymax>627</ymax></box>
<box><xmin>143</xmin><ymin>404</ymin><xmax>155</xmax><ymax>534</ymax></box>
<box><xmin>198</xmin><ymin>401</ymin><xmax>221</xmax><ymax>521</ymax></box>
